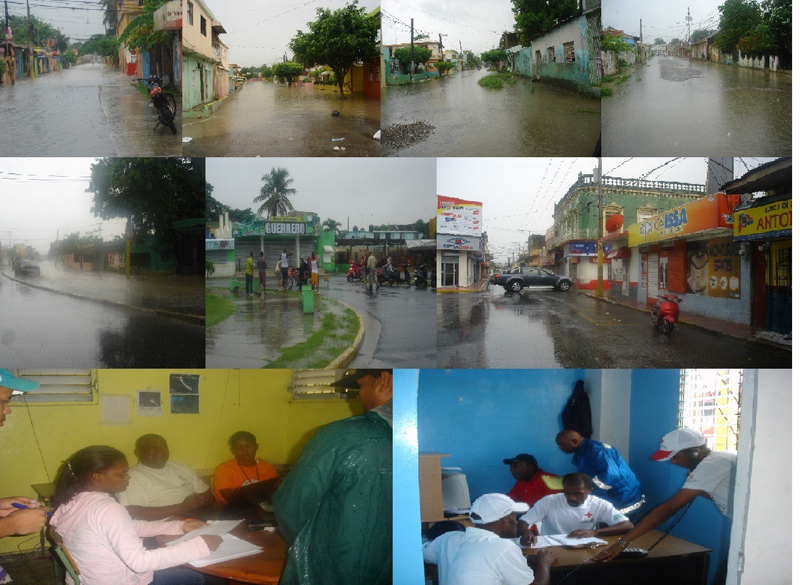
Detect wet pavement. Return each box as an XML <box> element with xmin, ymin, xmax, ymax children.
<box><xmin>0</xmin><ymin>271</ymin><xmax>204</xmax><ymax>368</ymax></box>
<box><xmin>183</xmin><ymin>81</ymin><xmax>380</xmax><ymax>157</ymax></box>
<box><xmin>0</xmin><ymin>63</ymin><xmax>181</xmax><ymax>156</ymax></box>
<box><xmin>382</xmin><ymin>69</ymin><xmax>600</xmax><ymax>156</ymax></box>
<box><xmin>205</xmin><ymin>283</ymin><xmax>357</xmax><ymax>368</ymax></box>
<box><xmin>323</xmin><ymin>273</ymin><xmax>436</xmax><ymax>368</ymax></box>
<box><xmin>602</xmin><ymin>56</ymin><xmax>792</xmax><ymax>156</ymax></box>
<box><xmin>437</xmin><ymin>285</ymin><xmax>791</xmax><ymax>368</ymax></box>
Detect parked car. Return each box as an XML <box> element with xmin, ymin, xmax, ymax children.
<box><xmin>14</xmin><ymin>260</ymin><xmax>41</xmax><ymax>277</ymax></box>
<box><xmin>490</xmin><ymin>266</ymin><xmax>571</xmax><ymax>292</ymax></box>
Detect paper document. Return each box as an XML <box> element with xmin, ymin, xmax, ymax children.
<box><xmin>188</xmin><ymin>534</ymin><xmax>263</xmax><ymax>568</ymax></box>
<box><xmin>518</xmin><ymin>534</ymin><xmax>607</xmax><ymax>549</ymax></box>
<box><xmin>167</xmin><ymin>520</ymin><xmax>242</xmax><ymax>546</ymax></box>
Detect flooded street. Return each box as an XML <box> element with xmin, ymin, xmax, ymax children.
<box><xmin>183</xmin><ymin>81</ymin><xmax>380</xmax><ymax>156</ymax></box>
<box><xmin>0</xmin><ymin>63</ymin><xmax>181</xmax><ymax>157</ymax></box>
<box><xmin>383</xmin><ymin>69</ymin><xmax>600</xmax><ymax>156</ymax></box>
<box><xmin>602</xmin><ymin>56</ymin><xmax>792</xmax><ymax>156</ymax></box>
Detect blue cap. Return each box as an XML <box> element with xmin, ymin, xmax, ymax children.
<box><xmin>0</xmin><ymin>370</ymin><xmax>40</xmax><ymax>394</ymax></box>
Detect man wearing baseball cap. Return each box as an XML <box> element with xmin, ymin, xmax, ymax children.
<box><xmin>423</xmin><ymin>493</ymin><xmax>557</xmax><ymax>585</ymax></box>
<box><xmin>0</xmin><ymin>370</ymin><xmax>49</xmax><ymax>543</ymax></box>
<box><xmin>595</xmin><ymin>427</ymin><xmax>736</xmax><ymax>563</ymax></box>
<box><xmin>503</xmin><ymin>454</ymin><xmax>560</xmax><ymax>507</ymax></box>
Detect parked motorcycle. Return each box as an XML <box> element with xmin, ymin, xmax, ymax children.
<box><xmin>651</xmin><ymin>294</ymin><xmax>682</xmax><ymax>334</ymax></box>
<box><xmin>145</xmin><ymin>76</ymin><xmax>177</xmax><ymax>135</ymax></box>
<box><xmin>413</xmin><ymin>264</ymin><xmax>429</xmax><ymax>288</ymax></box>
<box><xmin>346</xmin><ymin>262</ymin><xmax>364</xmax><ymax>282</ymax></box>
<box><xmin>400</xmin><ymin>262</ymin><xmax>412</xmax><ymax>285</ymax></box>
<box><xmin>377</xmin><ymin>263</ymin><xmax>402</xmax><ymax>287</ymax></box>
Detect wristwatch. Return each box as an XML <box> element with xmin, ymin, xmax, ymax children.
<box><xmin>617</xmin><ymin>539</ymin><xmax>630</xmax><ymax>549</ymax></box>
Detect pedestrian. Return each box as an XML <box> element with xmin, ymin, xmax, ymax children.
<box><xmin>310</xmin><ymin>253</ymin><xmax>319</xmax><ymax>295</ymax></box>
<box><xmin>275</xmin><ymin>259</ymin><xmax>282</xmax><ymax>291</ymax></box>
<box><xmin>365</xmin><ymin>251</ymin><xmax>377</xmax><ymax>292</ymax></box>
<box><xmin>245</xmin><ymin>252</ymin><xmax>254</xmax><ymax>296</ymax></box>
<box><xmin>256</xmin><ymin>251</ymin><xmax>268</xmax><ymax>296</ymax></box>
<box><xmin>281</xmin><ymin>249</ymin><xmax>292</xmax><ymax>291</ymax></box>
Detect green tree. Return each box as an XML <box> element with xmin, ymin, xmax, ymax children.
<box><xmin>260</xmin><ymin>65</ymin><xmax>273</xmax><ymax>79</ymax></box>
<box><xmin>763</xmin><ymin>0</ymin><xmax>791</xmax><ymax>61</ymax></box>
<box><xmin>254</xmin><ymin>168</ymin><xmax>297</xmax><ymax>219</ymax></box>
<box><xmin>100</xmin><ymin>0</ymin><xmax>118</xmax><ymax>35</ymax></box>
<box><xmin>654</xmin><ymin>37</ymin><xmax>666</xmax><ymax>45</ymax></box>
<box><xmin>7</xmin><ymin>14</ymin><xmax>70</xmax><ymax>52</ymax></box>
<box><xmin>78</xmin><ymin>33</ymin><xmax>119</xmax><ymax>58</ymax></box>
<box><xmin>437</xmin><ymin>61</ymin><xmax>455</xmax><ymax>75</ymax></box>
<box><xmin>393</xmin><ymin>46</ymin><xmax>432</xmax><ymax>73</ymax></box>
<box><xmin>511</xmin><ymin>0</ymin><xmax>579</xmax><ymax>45</ymax></box>
<box><xmin>412</xmin><ymin>219</ymin><xmax>429</xmax><ymax>238</ymax></box>
<box><xmin>288</xmin><ymin>1</ymin><xmax>379</xmax><ymax>95</ymax></box>
<box><xmin>272</xmin><ymin>62</ymin><xmax>304</xmax><ymax>83</ymax></box>
<box><xmin>88</xmin><ymin>158</ymin><xmax>205</xmax><ymax>243</ymax></box>
<box><xmin>737</xmin><ymin>22</ymin><xmax>775</xmax><ymax>54</ymax></box>
<box><xmin>716</xmin><ymin>0</ymin><xmax>763</xmax><ymax>54</ymax></box>
<box><xmin>465</xmin><ymin>50</ymin><xmax>480</xmax><ymax>68</ymax></box>
<box><xmin>670</xmin><ymin>38</ymin><xmax>681</xmax><ymax>45</ymax></box>
<box><xmin>481</xmin><ymin>49</ymin><xmax>507</xmax><ymax>68</ymax></box>
<box><xmin>118</xmin><ymin>0</ymin><xmax>172</xmax><ymax>51</ymax></box>
<box><xmin>601</xmin><ymin>34</ymin><xmax>630</xmax><ymax>52</ymax></box>
<box><xmin>322</xmin><ymin>218</ymin><xmax>342</xmax><ymax>234</ymax></box>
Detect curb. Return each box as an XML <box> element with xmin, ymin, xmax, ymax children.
<box><xmin>325</xmin><ymin>298</ymin><xmax>366</xmax><ymax>370</ymax></box>
<box><xmin>583</xmin><ymin>292</ymin><xmax>791</xmax><ymax>352</ymax></box>
<box><xmin>2</xmin><ymin>273</ymin><xmax>205</xmax><ymax>325</ymax></box>
<box><xmin>438</xmin><ymin>280</ymin><xmax>490</xmax><ymax>293</ymax></box>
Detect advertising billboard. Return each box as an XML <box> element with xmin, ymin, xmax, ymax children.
<box><xmin>437</xmin><ymin>196</ymin><xmax>483</xmax><ymax>236</ymax></box>
<box><xmin>734</xmin><ymin>198</ymin><xmax>791</xmax><ymax>241</ymax></box>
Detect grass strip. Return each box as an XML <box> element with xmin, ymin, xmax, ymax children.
<box><xmin>206</xmin><ymin>293</ymin><xmax>236</xmax><ymax>327</ymax></box>
<box><xmin>266</xmin><ymin>307</ymin><xmax>360</xmax><ymax>369</ymax></box>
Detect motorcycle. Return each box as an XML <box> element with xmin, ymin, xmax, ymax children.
<box><xmin>346</xmin><ymin>262</ymin><xmax>364</xmax><ymax>282</ymax></box>
<box><xmin>400</xmin><ymin>262</ymin><xmax>412</xmax><ymax>285</ymax></box>
<box><xmin>377</xmin><ymin>263</ymin><xmax>402</xmax><ymax>287</ymax></box>
<box><xmin>651</xmin><ymin>294</ymin><xmax>682</xmax><ymax>334</ymax></box>
<box><xmin>145</xmin><ymin>76</ymin><xmax>177</xmax><ymax>135</ymax></box>
<box><xmin>413</xmin><ymin>263</ymin><xmax>429</xmax><ymax>288</ymax></box>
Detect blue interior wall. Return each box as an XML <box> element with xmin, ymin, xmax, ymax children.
<box><xmin>629</xmin><ymin>369</ymin><xmax>731</xmax><ymax>585</ymax></box>
<box><xmin>418</xmin><ymin>369</ymin><xmax>584</xmax><ymax>499</ymax></box>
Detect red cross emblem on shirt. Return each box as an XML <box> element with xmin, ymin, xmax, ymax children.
<box><xmin>585</xmin><ymin>512</ymin><xmax>593</xmax><ymax>519</ymax></box>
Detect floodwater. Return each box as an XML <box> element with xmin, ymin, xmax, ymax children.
<box><xmin>183</xmin><ymin>80</ymin><xmax>381</xmax><ymax>156</ymax></box>
<box><xmin>382</xmin><ymin>69</ymin><xmax>600</xmax><ymax>156</ymax></box>
<box><xmin>602</xmin><ymin>56</ymin><xmax>792</xmax><ymax>156</ymax></box>
<box><xmin>0</xmin><ymin>63</ymin><xmax>181</xmax><ymax>156</ymax></box>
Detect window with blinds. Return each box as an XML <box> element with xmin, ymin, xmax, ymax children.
<box><xmin>11</xmin><ymin>370</ymin><xmax>95</xmax><ymax>404</ymax></box>
<box><xmin>289</xmin><ymin>370</ymin><xmax>358</xmax><ymax>400</ymax></box>
<box><xmin>678</xmin><ymin>369</ymin><xmax>743</xmax><ymax>451</ymax></box>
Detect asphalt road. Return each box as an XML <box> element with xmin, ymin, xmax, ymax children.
<box><xmin>323</xmin><ymin>273</ymin><xmax>437</xmax><ymax>368</ymax></box>
<box><xmin>437</xmin><ymin>285</ymin><xmax>791</xmax><ymax>369</ymax></box>
<box><xmin>0</xmin><ymin>273</ymin><xmax>204</xmax><ymax>368</ymax></box>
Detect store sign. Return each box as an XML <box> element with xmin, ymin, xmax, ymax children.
<box><xmin>734</xmin><ymin>199</ymin><xmax>791</xmax><ymax>240</ymax></box>
<box><xmin>686</xmin><ymin>237</ymin><xmax>740</xmax><ymax>299</ymax></box>
<box><xmin>566</xmin><ymin>242</ymin><xmax>611</xmax><ymax>256</ymax></box>
<box><xmin>437</xmin><ymin>234</ymin><xmax>481</xmax><ymax>251</ymax></box>
<box><xmin>629</xmin><ymin>194</ymin><xmax>741</xmax><ymax>246</ymax></box>
<box><xmin>154</xmin><ymin>0</ymin><xmax>182</xmax><ymax>31</ymax></box>
<box><xmin>266</xmin><ymin>222</ymin><xmax>307</xmax><ymax>235</ymax></box>
<box><xmin>437</xmin><ymin>195</ymin><xmax>483</xmax><ymax>235</ymax></box>
<box><xmin>206</xmin><ymin>239</ymin><xmax>235</xmax><ymax>250</ymax></box>
<box><xmin>232</xmin><ymin>216</ymin><xmax>319</xmax><ymax>238</ymax></box>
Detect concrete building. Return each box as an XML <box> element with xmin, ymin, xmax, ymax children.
<box><xmin>183</xmin><ymin>0</ymin><xmax>226</xmax><ymax>112</ymax></box>
<box><xmin>436</xmin><ymin>196</ymin><xmax>487</xmax><ymax>289</ymax></box>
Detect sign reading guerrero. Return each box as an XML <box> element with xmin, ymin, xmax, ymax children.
<box><xmin>734</xmin><ymin>198</ymin><xmax>791</xmax><ymax>240</ymax></box>
<box><xmin>628</xmin><ymin>194</ymin><xmax>740</xmax><ymax>246</ymax></box>
<box><xmin>437</xmin><ymin>195</ymin><xmax>483</xmax><ymax>236</ymax></box>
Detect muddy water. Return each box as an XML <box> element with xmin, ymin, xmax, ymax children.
<box><xmin>382</xmin><ymin>69</ymin><xmax>600</xmax><ymax>156</ymax></box>
<box><xmin>0</xmin><ymin>63</ymin><xmax>181</xmax><ymax>157</ymax></box>
<box><xmin>602</xmin><ymin>56</ymin><xmax>792</xmax><ymax>156</ymax></box>
<box><xmin>183</xmin><ymin>80</ymin><xmax>381</xmax><ymax>157</ymax></box>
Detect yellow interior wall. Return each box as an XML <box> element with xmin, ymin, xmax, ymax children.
<box><xmin>0</xmin><ymin>369</ymin><xmax>360</xmax><ymax>553</ymax></box>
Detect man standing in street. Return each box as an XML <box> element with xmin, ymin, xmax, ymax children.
<box><xmin>273</xmin><ymin>369</ymin><xmax>392</xmax><ymax>585</ymax></box>
<box><xmin>556</xmin><ymin>430</ymin><xmax>644</xmax><ymax>515</ymax></box>
<box><xmin>504</xmin><ymin>453</ymin><xmax>560</xmax><ymax>507</ymax></box>
<box><xmin>257</xmin><ymin>251</ymin><xmax>268</xmax><ymax>296</ymax></box>
<box><xmin>281</xmin><ymin>248</ymin><xmax>292</xmax><ymax>291</ymax></box>
<box><xmin>245</xmin><ymin>252</ymin><xmax>254</xmax><ymax>297</ymax></box>
<box><xmin>365</xmin><ymin>250</ymin><xmax>377</xmax><ymax>292</ymax></box>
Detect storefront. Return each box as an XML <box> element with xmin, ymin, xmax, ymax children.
<box><xmin>561</xmin><ymin>241</ymin><xmax>612</xmax><ymax>290</ymax></box>
<box><xmin>230</xmin><ymin>215</ymin><xmax>330</xmax><ymax>273</ymax></box>
<box><xmin>628</xmin><ymin>193</ymin><xmax>747</xmax><ymax>323</ymax></box>
<box><xmin>436</xmin><ymin>234</ymin><xmax>483</xmax><ymax>288</ymax></box>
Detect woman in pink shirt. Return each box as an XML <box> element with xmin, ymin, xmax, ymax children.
<box><xmin>50</xmin><ymin>445</ymin><xmax>221</xmax><ymax>585</ymax></box>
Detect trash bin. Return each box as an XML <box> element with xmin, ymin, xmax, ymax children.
<box><xmin>302</xmin><ymin>286</ymin><xmax>315</xmax><ymax>314</ymax></box>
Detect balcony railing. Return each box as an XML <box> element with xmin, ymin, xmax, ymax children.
<box><xmin>549</xmin><ymin>226</ymin><xmax>598</xmax><ymax>249</ymax></box>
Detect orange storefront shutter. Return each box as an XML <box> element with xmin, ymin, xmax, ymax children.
<box><xmin>667</xmin><ymin>241</ymin><xmax>688</xmax><ymax>294</ymax></box>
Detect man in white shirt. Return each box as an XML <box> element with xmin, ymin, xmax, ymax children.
<box><xmin>516</xmin><ymin>473</ymin><xmax>633</xmax><ymax>542</ymax></box>
<box><xmin>423</xmin><ymin>493</ymin><xmax>557</xmax><ymax>585</ymax></box>
<box><xmin>118</xmin><ymin>434</ymin><xmax>214</xmax><ymax>520</ymax></box>
<box><xmin>595</xmin><ymin>428</ymin><xmax>736</xmax><ymax>562</ymax></box>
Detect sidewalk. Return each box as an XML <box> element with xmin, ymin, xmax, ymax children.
<box><xmin>584</xmin><ymin>291</ymin><xmax>792</xmax><ymax>351</ymax></box>
<box><xmin>438</xmin><ymin>278</ymin><xmax>490</xmax><ymax>293</ymax></box>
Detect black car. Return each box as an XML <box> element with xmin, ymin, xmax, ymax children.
<box><xmin>490</xmin><ymin>266</ymin><xmax>572</xmax><ymax>292</ymax></box>
<box><xmin>14</xmin><ymin>260</ymin><xmax>41</xmax><ymax>277</ymax></box>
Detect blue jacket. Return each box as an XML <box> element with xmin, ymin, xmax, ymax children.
<box><xmin>573</xmin><ymin>439</ymin><xmax>642</xmax><ymax>510</ymax></box>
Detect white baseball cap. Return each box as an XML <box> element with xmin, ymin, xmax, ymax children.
<box><xmin>651</xmin><ymin>428</ymin><xmax>707</xmax><ymax>461</ymax></box>
<box><xmin>469</xmin><ymin>494</ymin><xmax>528</xmax><ymax>525</ymax></box>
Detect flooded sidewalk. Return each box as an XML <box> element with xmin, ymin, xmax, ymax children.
<box><xmin>183</xmin><ymin>80</ymin><xmax>380</xmax><ymax>156</ymax></box>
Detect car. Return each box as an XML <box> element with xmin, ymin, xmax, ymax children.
<box><xmin>14</xmin><ymin>260</ymin><xmax>41</xmax><ymax>277</ymax></box>
<box><xmin>490</xmin><ymin>266</ymin><xmax>571</xmax><ymax>292</ymax></box>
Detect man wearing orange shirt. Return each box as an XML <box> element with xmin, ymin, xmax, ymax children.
<box><xmin>213</xmin><ymin>431</ymin><xmax>278</xmax><ymax>502</ymax></box>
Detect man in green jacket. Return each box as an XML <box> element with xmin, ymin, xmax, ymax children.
<box><xmin>274</xmin><ymin>369</ymin><xmax>392</xmax><ymax>585</ymax></box>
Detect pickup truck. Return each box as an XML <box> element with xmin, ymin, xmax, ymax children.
<box><xmin>490</xmin><ymin>267</ymin><xmax>572</xmax><ymax>293</ymax></box>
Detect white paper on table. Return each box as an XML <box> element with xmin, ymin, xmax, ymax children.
<box><xmin>517</xmin><ymin>534</ymin><xmax>607</xmax><ymax>548</ymax></box>
<box><xmin>188</xmin><ymin>534</ymin><xmax>263</xmax><ymax>568</ymax></box>
<box><xmin>167</xmin><ymin>520</ymin><xmax>243</xmax><ymax>546</ymax></box>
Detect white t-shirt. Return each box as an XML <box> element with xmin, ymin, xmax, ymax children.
<box><xmin>423</xmin><ymin>526</ymin><xmax>534</xmax><ymax>585</ymax></box>
<box><xmin>519</xmin><ymin>493</ymin><xmax>628</xmax><ymax>535</ymax></box>
<box><xmin>683</xmin><ymin>451</ymin><xmax>736</xmax><ymax>517</ymax></box>
<box><xmin>281</xmin><ymin>252</ymin><xmax>289</xmax><ymax>268</ymax></box>
<box><xmin>117</xmin><ymin>461</ymin><xmax>209</xmax><ymax>507</ymax></box>
<box><xmin>311</xmin><ymin>259</ymin><xmax>318</xmax><ymax>274</ymax></box>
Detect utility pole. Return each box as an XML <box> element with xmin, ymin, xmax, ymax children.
<box><xmin>686</xmin><ymin>8</ymin><xmax>692</xmax><ymax>46</ymax></box>
<box><xmin>640</xmin><ymin>19</ymin><xmax>643</xmax><ymax>62</ymax></box>
<box><xmin>410</xmin><ymin>18</ymin><xmax>414</xmax><ymax>85</ymax></box>
<box><xmin>595</xmin><ymin>158</ymin><xmax>604</xmax><ymax>299</ymax></box>
<box><xmin>26</xmin><ymin>0</ymin><xmax>34</xmax><ymax>79</ymax></box>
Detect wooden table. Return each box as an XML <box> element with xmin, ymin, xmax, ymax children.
<box><xmin>189</xmin><ymin>527</ymin><xmax>289</xmax><ymax>585</ymax></box>
<box><xmin>425</xmin><ymin>530</ymin><xmax>710</xmax><ymax>585</ymax></box>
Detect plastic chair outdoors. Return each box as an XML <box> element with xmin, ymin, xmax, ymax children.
<box><xmin>47</xmin><ymin>526</ymin><xmax>81</xmax><ymax>584</ymax></box>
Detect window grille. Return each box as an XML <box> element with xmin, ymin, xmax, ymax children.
<box><xmin>678</xmin><ymin>369</ymin><xmax>742</xmax><ymax>451</ymax></box>
<box><xmin>11</xmin><ymin>370</ymin><xmax>95</xmax><ymax>404</ymax></box>
<box><xmin>187</xmin><ymin>2</ymin><xmax>193</xmax><ymax>26</ymax></box>
<box><xmin>564</xmin><ymin>42</ymin><xmax>575</xmax><ymax>63</ymax></box>
<box><xmin>289</xmin><ymin>370</ymin><xmax>358</xmax><ymax>400</ymax></box>
<box><xmin>547</xmin><ymin>47</ymin><xmax>555</xmax><ymax>63</ymax></box>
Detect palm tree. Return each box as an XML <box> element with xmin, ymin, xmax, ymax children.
<box><xmin>322</xmin><ymin>218</ymin><xmax>341</xmax><ymax>234</ymax></box>
<box><xmin>100</xmin><ymin>0</ymin><xmax>118</xmax><ymax>35</ymax></box>
<box><xmin>254</xmin><ymin>168</ymin><xmax>296</xmax><ymax>219</ymax></box>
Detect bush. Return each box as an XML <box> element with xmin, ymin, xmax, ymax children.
<box><xmin>478</xmin><ymin>75</ymin><xmax>505</xmax><ymax>88</ymax></box>
<box><xmin>601</xmin><ymin>34</ymin><xmax>631</xmax><ymax>53</ymax></box>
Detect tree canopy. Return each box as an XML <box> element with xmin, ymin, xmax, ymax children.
<box><xmin>511</xmin><ymin>0</ymin><xmax>579</xmax><ymax>45</ymax></box>
<box><xmin>254</xmin><ymin>168</ymin><xmax>297</xmax><ymax>219</ymax></box>
<box><xmin>393</xmin><ymin>46</ymin><xmax>432</xmax><ymax>69</ymax></box>
<box><xmin>78</xmin><ymin>33</ymin><xmax>119</xmax><ymax>58</ymax></box>
<box><xmin>6</xmin><ymin>14</ymin><xmax>69</xmax><ymax>52</ymax></box>
<box><xmin>88</xmin><ymin>158</ymin><xmax>205</xmax><ymax>243</ymax></box>
<box><xmin>272</xmin><ymin>62</ymin><xmax>304</xmax><ymax>83</ymax></box>
<box><xmin>118</xmin><ymin>0</ymin><xmax>172</xmax><ymax>51</ymax></box>
<box><xmin>717</xmin><ymin>0</ymin><xmax>763</xmax><ymax>53</ymax></box>
<box><xmin>654</xmin><ymin>37</ymin><xmax>666</xmax><ymax>45</ymax></box>
<box><xmin>690</xmin><ymin>29</ymin><xmax>712</xmax><ymax>43</ymax></box>
<box><xmin>481</xmin><ymin>49</ymin><xmax>507</xmax><ymax>68</ymax></box>
<box><xmin>288</xmin><ymin>1</ymin><xmax>379</xmax><ymax>95</ymax></box>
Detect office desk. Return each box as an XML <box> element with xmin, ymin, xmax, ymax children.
<box><xmin>190</xmin><ymin>528</ymin><xmax>288</xmax><ymax>585</ymax></box>
<box><xmin>425</xmin><ymin>530</ymin><xmax>710</xmax><ymax>585</ymax></box>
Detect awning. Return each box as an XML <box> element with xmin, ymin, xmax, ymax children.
<box><xmin>606</xmin><ymin>247</ymin><xmax>631</xmax><ymax>260</ymax></box>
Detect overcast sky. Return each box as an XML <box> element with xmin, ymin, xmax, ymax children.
<box><xmin>0</xmin><ymin>159</ymin><xmax>126</xmax><ymax>256</ymax></box>
<box><xmin>206</xmin><ymin>158</ymin><xmax>436</xmax><ymax>230</ymax></box>
<box><xmin>206</xmin><ymin>0</ymin><xmax>380</xmax><ymax>68</ymax></box>
<box><xmin>437</xmin><ymin>158</ymin><xmax>776</xmax><ymax>262</ymax></box>
<box><xmin>382</xmin><ymin>0</ymin><xmax>514</xmax><ymax>54</ymax></box>
<box><xmin>603</xmin><ymin>0</ymin><xmax>724</xmax><ymax>44</ymax></box>
<box><xmin>6</xmin><ymin>1</ymin><xmax>105</xmax><ymax>44</ymax></box>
